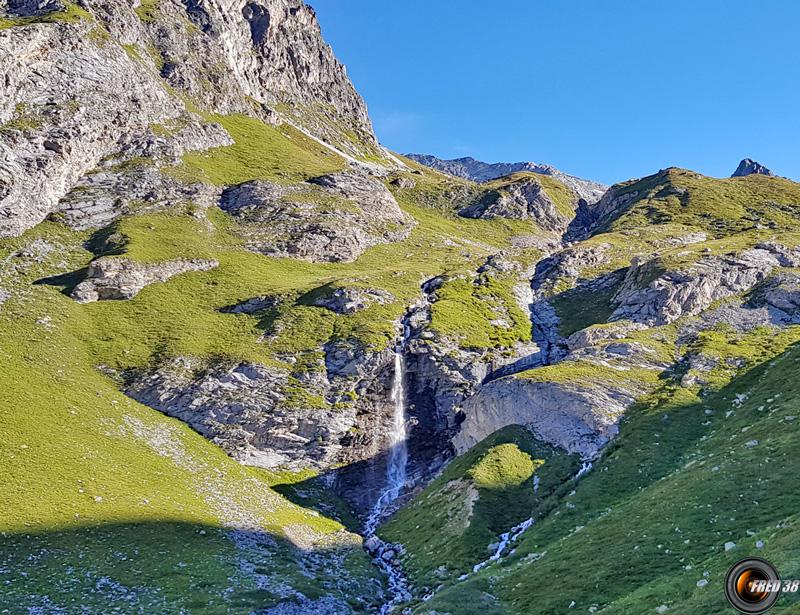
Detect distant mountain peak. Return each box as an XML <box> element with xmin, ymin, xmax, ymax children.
<box><xmin>405</xmin><ymin>153</ymin><xmax>607</xmax><ymax>205</ymax></box>
<box><xmin>732</xmin><ymin>158</ymin><xmax>775</xmax><ymax>178</ymax></box>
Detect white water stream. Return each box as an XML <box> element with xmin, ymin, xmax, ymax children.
<box><xmin>364</xmin><ymin>327</ymin><xmax>412</xmax><ymax>614</ymax></box>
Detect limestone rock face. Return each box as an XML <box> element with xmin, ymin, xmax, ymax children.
<box><xmin>732</xmin><ymin>158</ymin><xmax>775</xmax><ymax>178</ymax></box>
<box><xmin>126</xmin><ymin>340</ymin><xmax>399</xmax><ymax>472</ymax></box>
<box><xmin>0</xmin><ymin>0</ymin><xmax>383</xmax><ymax>238</ymax></box>
<box><xmin>453</xmin><ymin>375</ymin><xmax>642</xmax><ymax>459</ymax></box>
<box><xmin>219</xmin><ymin>171</ymin><xmax>414</xmax><ymax>262</ymax></box>
<box><xmin>127</xmin><ymin>358</ymin><xmax>357</xmax><ymax>470</ymax></box>
<box><xmin>71</xmin><ymin>256</ymin><xmax>218</xmax><ymax>303</ymax></box>
<box><xmin>458</xmin><ymin>179</ymin><xmax>569</xmax><ymax>232</ymax></box>
<box><xmin>611</xmin><ymin>244</ymin><xmax>800</xmax><ymax>326</ymax></box>
<box><xmin>0</xmin><ymin>21</ymin><xmax>182</xmax><ymax>237</ymax></box>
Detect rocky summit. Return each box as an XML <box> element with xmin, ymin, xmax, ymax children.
<box><xmin>732</xmin><ymin>157</ymin><xmax>776</xmax><ymax>177</ymax></box>
<box><xmin>1</xmin><ymin>2</ymin><xmax>799</xmax><ymax>615</ymax></box>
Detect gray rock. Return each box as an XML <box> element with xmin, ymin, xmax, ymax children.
<box><xmin>71</xmin><ymin>256</ymin><xmax>217</xmax><ymax>303</ymax></box>
<box><xmin>610</xmin><ymin>245</ymin><xmax>800</xmax><ymax>326</ymax></box>
<box><xmin>258</xmin><ymin>596</ymin><xmax>353</xmax><ymax>615</ymax></box>
<box><xmin>0</xmin><ymin>20</ymin><xmax>182</xmax><ymax>237</ymax></box>
<box><xmin>454</xmin><ymin>373</ymin><xmax>647</xmax><ymax>459</ymax></box>
<box><xmin>126</xmin><ymin>338</ymin><xmax>398</xmax><ymax>474</ymax></box>
<box><xmin>390</xmin><ymin>176</ymin><xmax>416</xmax><ymax>189</ymax></box>
<box><xmin>732</xmin><ymin>158</ymin><xmax>775</xmax><ymax>178</ymax></box>
<box><xmin>0</xmin><ymin>0</ymin><xmax>387</xmax><ymax>239</ymax></box>
<box><xmin>313</xmin><ymin>287</ymin><xmax>394</xmax><ymax>314</ymax></box>
<box><xmin>6</xmin><ymin>0</ymin><xmax>63</xmax><ymax>16</ymax></box>
<box><xmin>220</xmin><ymin>295</ymin><xmax>283</xmax><ymax>315</ymax></box>
<box><xmin>220</xmin><ymin>171</ymin><xmax>414</xmax><ymax>262</ymax></box>
<box><xmin>566</xmin><ymin>185</ymin><xmax>640</xmax><ymax>241</ymax></box>
<box><xmin>458</xmin><ymin>178</ymin><xmax>569</xmax><ymax>232</ymax></box>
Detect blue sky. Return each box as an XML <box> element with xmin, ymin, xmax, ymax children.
<box><xmin>311</xmin><ymin>0</ymin><xmax>800</xmax><ymax>185</ymax></box>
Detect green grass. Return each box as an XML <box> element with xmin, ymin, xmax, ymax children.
<box><xmin>427</xmin><ymin>274</ymin><xmax>533</xmax><ymax>349</ymax></box>
<box><xmin>549</xmin><ymin>282</ymin><xmax>621</xmax><ymax>337</ymax></box>
<box><xmin>415</xmin><ymin>341</ymin><xmax>800</xmax><ymax>614</ymax></box>
<box><xmin>1</xmin><ymin>103</ymin><xmax>44</xmax><ymax>132</ymax></box>
<box><xmin>468</xmin><ymin>443</ymin><xmax>540</xmax><ymax>489</ymax></box>
<box><xmin>0</xmin><ymin>273</ymin><xmax>381</xmax><ymax>611</ymax></box>
<box><xmin>594</xmin><ymin>168</ymin><xmax>800</xmax><ymax>240</ymax></box>
<box><xmin>379</xmin><ymin>426</ymin><xmax>580</xmax><ymax>587</ymax></box>
<box><xmin>0</xmin><ymin>120</ymin><xmax>557</xmax><ymax>609</ymax></box>
<box><xmin>0</xmin><ymin>1</ymin><xmax>91</xmax><ymax>28</ymax></box>
<box><xmin>171</xmin><ymin>114</ymin><xmax>347</xmax><ymax>186</ymax></box>
<box><xmin>134</xmin><ymin>0</ymin><xmax>161</xmax><ymax>22</ymax></box>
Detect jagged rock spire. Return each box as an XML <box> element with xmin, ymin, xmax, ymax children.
<box><xmin>732</xmin><ymin>158</ymin><xmax>775</xmax><ymax>177</ymax></box>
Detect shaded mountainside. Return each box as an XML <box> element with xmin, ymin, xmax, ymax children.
<box><xmin>1</xmin><ymin>2</ymin><xmax>799</xmax><ymax>615</ymax></box>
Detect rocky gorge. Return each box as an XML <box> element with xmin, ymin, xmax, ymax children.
<box><xmin>2</xmin><ymin>1</ymin><xmax>800</xmax><ymax>614</ymax></box>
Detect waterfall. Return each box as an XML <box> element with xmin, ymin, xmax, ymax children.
<box><xmin>366</xmin><ymin>329</ymin><xmax>410</xmax><ymax>533</ymax></box>
<box><xmin>363</xmin><ymin>328</ymin><xmax>412</xmax><ymax>614</ymax></box>
<box><xmin>384</xmin><ymin>350</ymin><xmax>408</xmax><ymax>501</ymax></box>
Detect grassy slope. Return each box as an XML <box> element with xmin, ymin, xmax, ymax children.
<box><xmin>419</xmin><ymin>342</ymin><xmax>800</xmax><ymax>614</ymax></box>
<box><xmin>0</xmin><ymin>112</ymin><xmax>553</xmax><ymax>612</ymax></box>
<box><xmin>379</xmin><ymin>426</ymin><xmax>580</xmax><ymax>588</ymax></box>
<box><xmin>548</xmin><ymin>170</ymin><xmax>800</xmax><ymax>339</ymax></box>
<box><xmin>0</xmin><ymin>220</ymin><xmax>385</xmax><ymax>612</ymax></box>
<box><xmin>388</xmin><ymin>171</ymin><xmax>800</xmax><ymax>613</ymax></box>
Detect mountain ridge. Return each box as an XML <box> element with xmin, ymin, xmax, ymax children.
<box><xmin>405</xmin><ymin>153</ymin><xmax>608</xmax><ymax>205</ymax></box>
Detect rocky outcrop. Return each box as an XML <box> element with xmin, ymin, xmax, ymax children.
<box><xmin>390</xmin><ymin>176</ymin><xmax>416</xmax><ymax>189</ymax></box>
<box><xmin>5</xmin><ymin>0</ymin><xmax>64</xmax><ymax>16</ymax></box>
<box><xmin>313</xmin><ymin>287</ymin><xmax>394</xmax><ymax>314</ymax></box>
<box><xmin>71</xmin><ymin>256</ymin><xmax>218</xmax><ymax>303</ymax></box>
<box><xmin>762</xmin><ymin>273</ymin><xmax>800</xmax><ymax>317</ymax></box>
<box><xmin>220</xmin><ymin>171</ymin><xmax>413</xmax><ymax>262</ymax></box>
<box><xmin>610</xmin><ymin>244</ymin><xmax>800</xmax><ymax>326</ymax></box>
<box><xmin>732</xmin><ymin>158</ymin><xmax>775</xmax><ymax>178</ymax></box>
<box><xmin>127</xmin><ymin>358</ymin><xmax>352</xmax><ymax>470</ymax></box>
<box><xmin>220</xmin><ymin>294</ymin><xmax>283</xmax><ymax>314</ymax></box>
<box><xmin>453</xmin><ymin>374</ymin><xmax>642</xmax><ymax>459</ymax></box>
<box><xmin>566</xmin><ymin>184</ymin><xmax>640</xmax><ymax>241</ymax></box>
<box><xmin>55</xmin><ymin>159</ymin><xmax>224</xmax><ymax>231</ymax></box>
<box><xmin>458</xmin><ymin>179</ymin><xmax>569</xmax><ymax>232</ymax></box>
<box><xmin>405</xmin><ymin>154</ymin><xmax>607</xmax><ymax>205</ymax></box>
<box><xmin>125</xmin><ymin>338</ymin><xmax>400</xmax><ymax>474</ymax></box>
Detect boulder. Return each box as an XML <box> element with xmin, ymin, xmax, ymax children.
<box><xmin>390</xmin><ymin>176</ymin><xmax>416</xmax><ymax>189</ymax></box>
<box><xmin>313</xmin><ymin>287</ymin><xmax>394</xmax><ymax>314</ymax></box>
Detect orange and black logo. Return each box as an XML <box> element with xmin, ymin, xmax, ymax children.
<box><xmin>724</xmin><ymin>558</ymin><xmax>782</xmax><ymax>613</ymax></box>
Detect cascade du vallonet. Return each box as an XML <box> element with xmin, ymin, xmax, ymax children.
<box><xmin>1</xmin><ymin>1</ymin><xmax>799</xmax><ymax>614</ymax></box>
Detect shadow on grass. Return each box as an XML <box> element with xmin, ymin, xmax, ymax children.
<box><xmin>33</xmin><ymin>266</ymin><xmax>88</xmax><ymax>297</ymax></box>
<box><xmin>0</xmin><ymin>519</ymin><xmax>380</xmax><ymax>614</ymax></box>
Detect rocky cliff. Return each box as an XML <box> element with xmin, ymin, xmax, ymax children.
<box><xmin>0</xmin><ymin>0</ymin><xmax>386</xmax><ymax>238</ymax></box>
